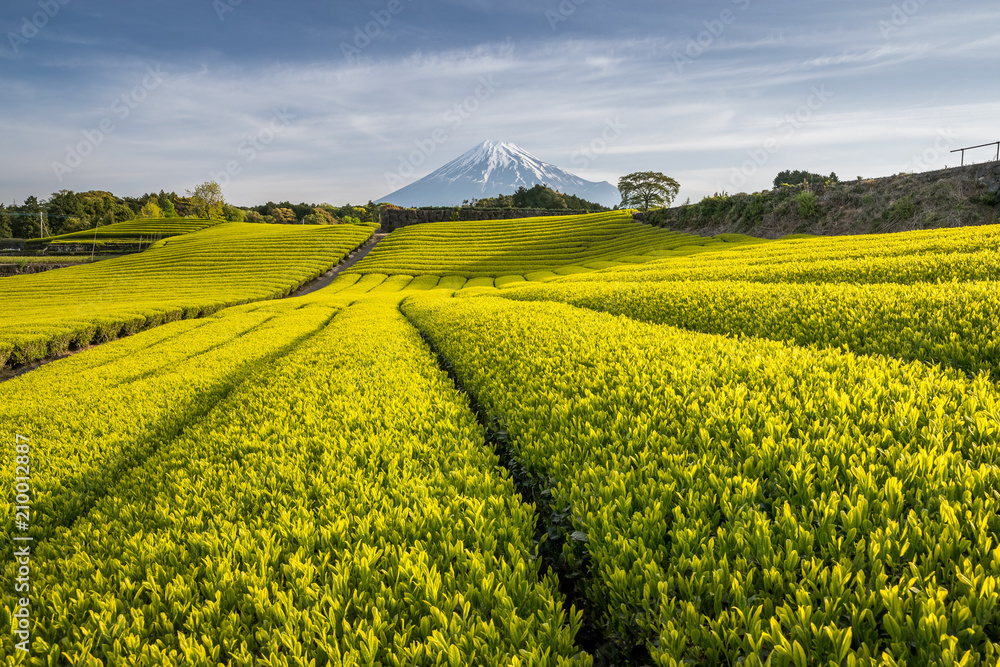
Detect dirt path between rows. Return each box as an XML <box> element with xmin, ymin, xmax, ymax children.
<box><xmin>285</xmin><ymin>233</ymin><xmax>387</xmax><ymax>298</ymax></box>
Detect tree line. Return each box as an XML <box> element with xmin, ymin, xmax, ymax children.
<box><xmin>1</xmin><ymin>168</ymin><xmax>840</xmax><ymax>239</ymax></box>
<box><xmin>0</xmin><ymin>183</ymin><xmax>383</xmax><ymax>239</ymax></box>
<box><xmin>465</xmin><ymin>185</ymin><xmax>611</xmax><ymax>212</ymax></box>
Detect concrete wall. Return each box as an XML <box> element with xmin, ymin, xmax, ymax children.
<box><xmin>0</xmin><ymin>263</ymin><xmax>78</xmax><ymax>277</ymax></box>
<box><xmin>0</xmin><ymin>240</ymin><xmax>143</xmax><ymax>255</ymax></box>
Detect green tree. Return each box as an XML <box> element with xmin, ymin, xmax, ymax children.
<box><xmin>187</xmin><ymin>181</ymin><xmax>226</xmax><ymax>219</ymax></box>
<box><xmin>618</xmin><ymin>172</ymin><xmax>680</xmax><ymax>211</ymax></box>
<box><xmin>46</xmin><ymin>190</ymin><xmax>86</xmax><ymax>231</ymax></box>
<box><xmin>102</xmin><ymin>202</ymin><xmax>135</xmax><ymax>226</ymax></box>
<box><xmin>269</xmin><ymin>207</ymin><xmax>297</xmax><ymax>224</ymax></box>
<box><xmin>138</xmin><ymin>200</ymin><xmax>163</xmax><ymax>219</ymax></box>
<box><xmin>222</xmin><ymin>205</ymin><xmax>247</xmax><ymax>222</ymax></box>
<box><xmin>470</xmin><ymin>185</ymin><xmax>609</xmax><ymax>212</ymax></box>
<box><xmin>61</xmin><ymin>217</ymin><xmax>88</xmax><ymax>233</ymax></box>
<box><xmin>158</xmin><ymin>193</ymin><xmax>179</xmax><ymax>217</ymax></box>
<box><xmin>302</xmin><ymin>207</ymin><xmax>337</xmax><ymax>225</ymax></box>
<box><xmin>18</xmin><ymin>196</ymin><xmax>43</xmax><ymax>237</ymax></box>
<box><xmin>0</xmin><ymin>206</ymin><xmax>12</xmax><ymax>238</ymax></box>
<box><xmin>365</xmin><ymin>201</ymin><xmax>383</xmax><ymax>226</ymax></box>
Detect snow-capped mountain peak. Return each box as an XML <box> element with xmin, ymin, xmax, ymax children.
<box><xmin>377</xmin><ymin>141</ymin><xmax>620</xmax><ymax>207</ymax></box>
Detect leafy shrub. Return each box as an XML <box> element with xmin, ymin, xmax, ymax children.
<box><xmin>795</xmin><ymin>190</ymin><xmax>819</xmax><ymax>218</ymax></box>
<box><xmin>409</xmin><ymin>283</ymin><xmax>1000</xmax><ymax>664</ymax></box>
<box><xmin>774</xmin><ymin>169</ymin><xmax>839</xmax><ymax>188</ymax></box>
<box><xmin>698</xmin><ymin>192</ymin><xmax>731</xmax><ymax>220</ymax></box>
<box><xmin>742</xmin><ymin>193</ymin><xmax>767</xmax><ymax>225</ymax></box>
<box><xmin>886</xmin><ymin>195</ymin><xmax>917</xmax><ymax>223</ymax></box>
<box><xmin>974</xmin><ymin>191</ymin><xmax>1000</xmax><ymax>207</ymax></box>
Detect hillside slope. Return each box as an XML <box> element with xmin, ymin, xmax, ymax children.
<box><xmin>346</xmin><ymin>211</ymin><xmax>758</xmax><ymax>279</ymax></box>
<box><xmin>0</xmin><ymin>222</ymin><xmax>376</xmax><ymax>368</ymax></box>
<box><xmin>639</xmin><ymin>162</ymin><xmax>1000</xmax><ymax>238</ymax></box>
<box><xmin>39</xmin><ymin>218</ymin><xmax>221</xmax><ymax>245</ymax></box>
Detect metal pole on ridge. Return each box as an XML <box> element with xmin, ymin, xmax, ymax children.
<box><xmin>951</xmin><ymin>141</ymin><xmax>1000</xmax><ymax>167</ymax></box>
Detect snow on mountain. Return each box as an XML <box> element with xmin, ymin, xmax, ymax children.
<box><xmin>376</xmin><ymin>140</ymin><xmax>621</xmax><ymax>208</ymax></box>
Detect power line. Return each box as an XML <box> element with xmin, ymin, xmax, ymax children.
<box><xmin>0</xmin><ymin>211</ymin><xmax>74</xmax><ymax>219</ymax></box>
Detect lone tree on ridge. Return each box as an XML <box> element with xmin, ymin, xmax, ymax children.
<box><xmin>187</xmin><ymin>181</ymin><xmax>226</xmax><ymax>219</ymax></box>
<box><xmin>618</xmin><ymin>172</ymin><xmax>680</xmax><ymax>211</ymax></box>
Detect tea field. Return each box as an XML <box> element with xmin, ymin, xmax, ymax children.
<box><xmin>0</xmin><ymin>221</ymin><xmax>377</xmax><ymax>369</ymax></box>
<box><xmin>38</xmin><ymin>218</ymin><xmax>223</xmax><ymax>246</ymax></box>
<box><xmin>345</xmin><ymin>211</ymin><xmax>764</xmax><ymax>280</ymax></box>
<box><xmin>2</xmin><ymin>213</ymin><xmax>999</xmax><ymax>665</ymax></box>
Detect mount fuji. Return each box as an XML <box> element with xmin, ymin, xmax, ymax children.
<box><xmin>377</xmin><ymin>141</ymin><xmax>621</xmax><ymax>208</ymax></box>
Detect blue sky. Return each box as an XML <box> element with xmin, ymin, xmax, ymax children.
<box><xmin>1</xmin><ymin>0</ymin><xmax>998</xmax><ymax>206</ymax></box>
